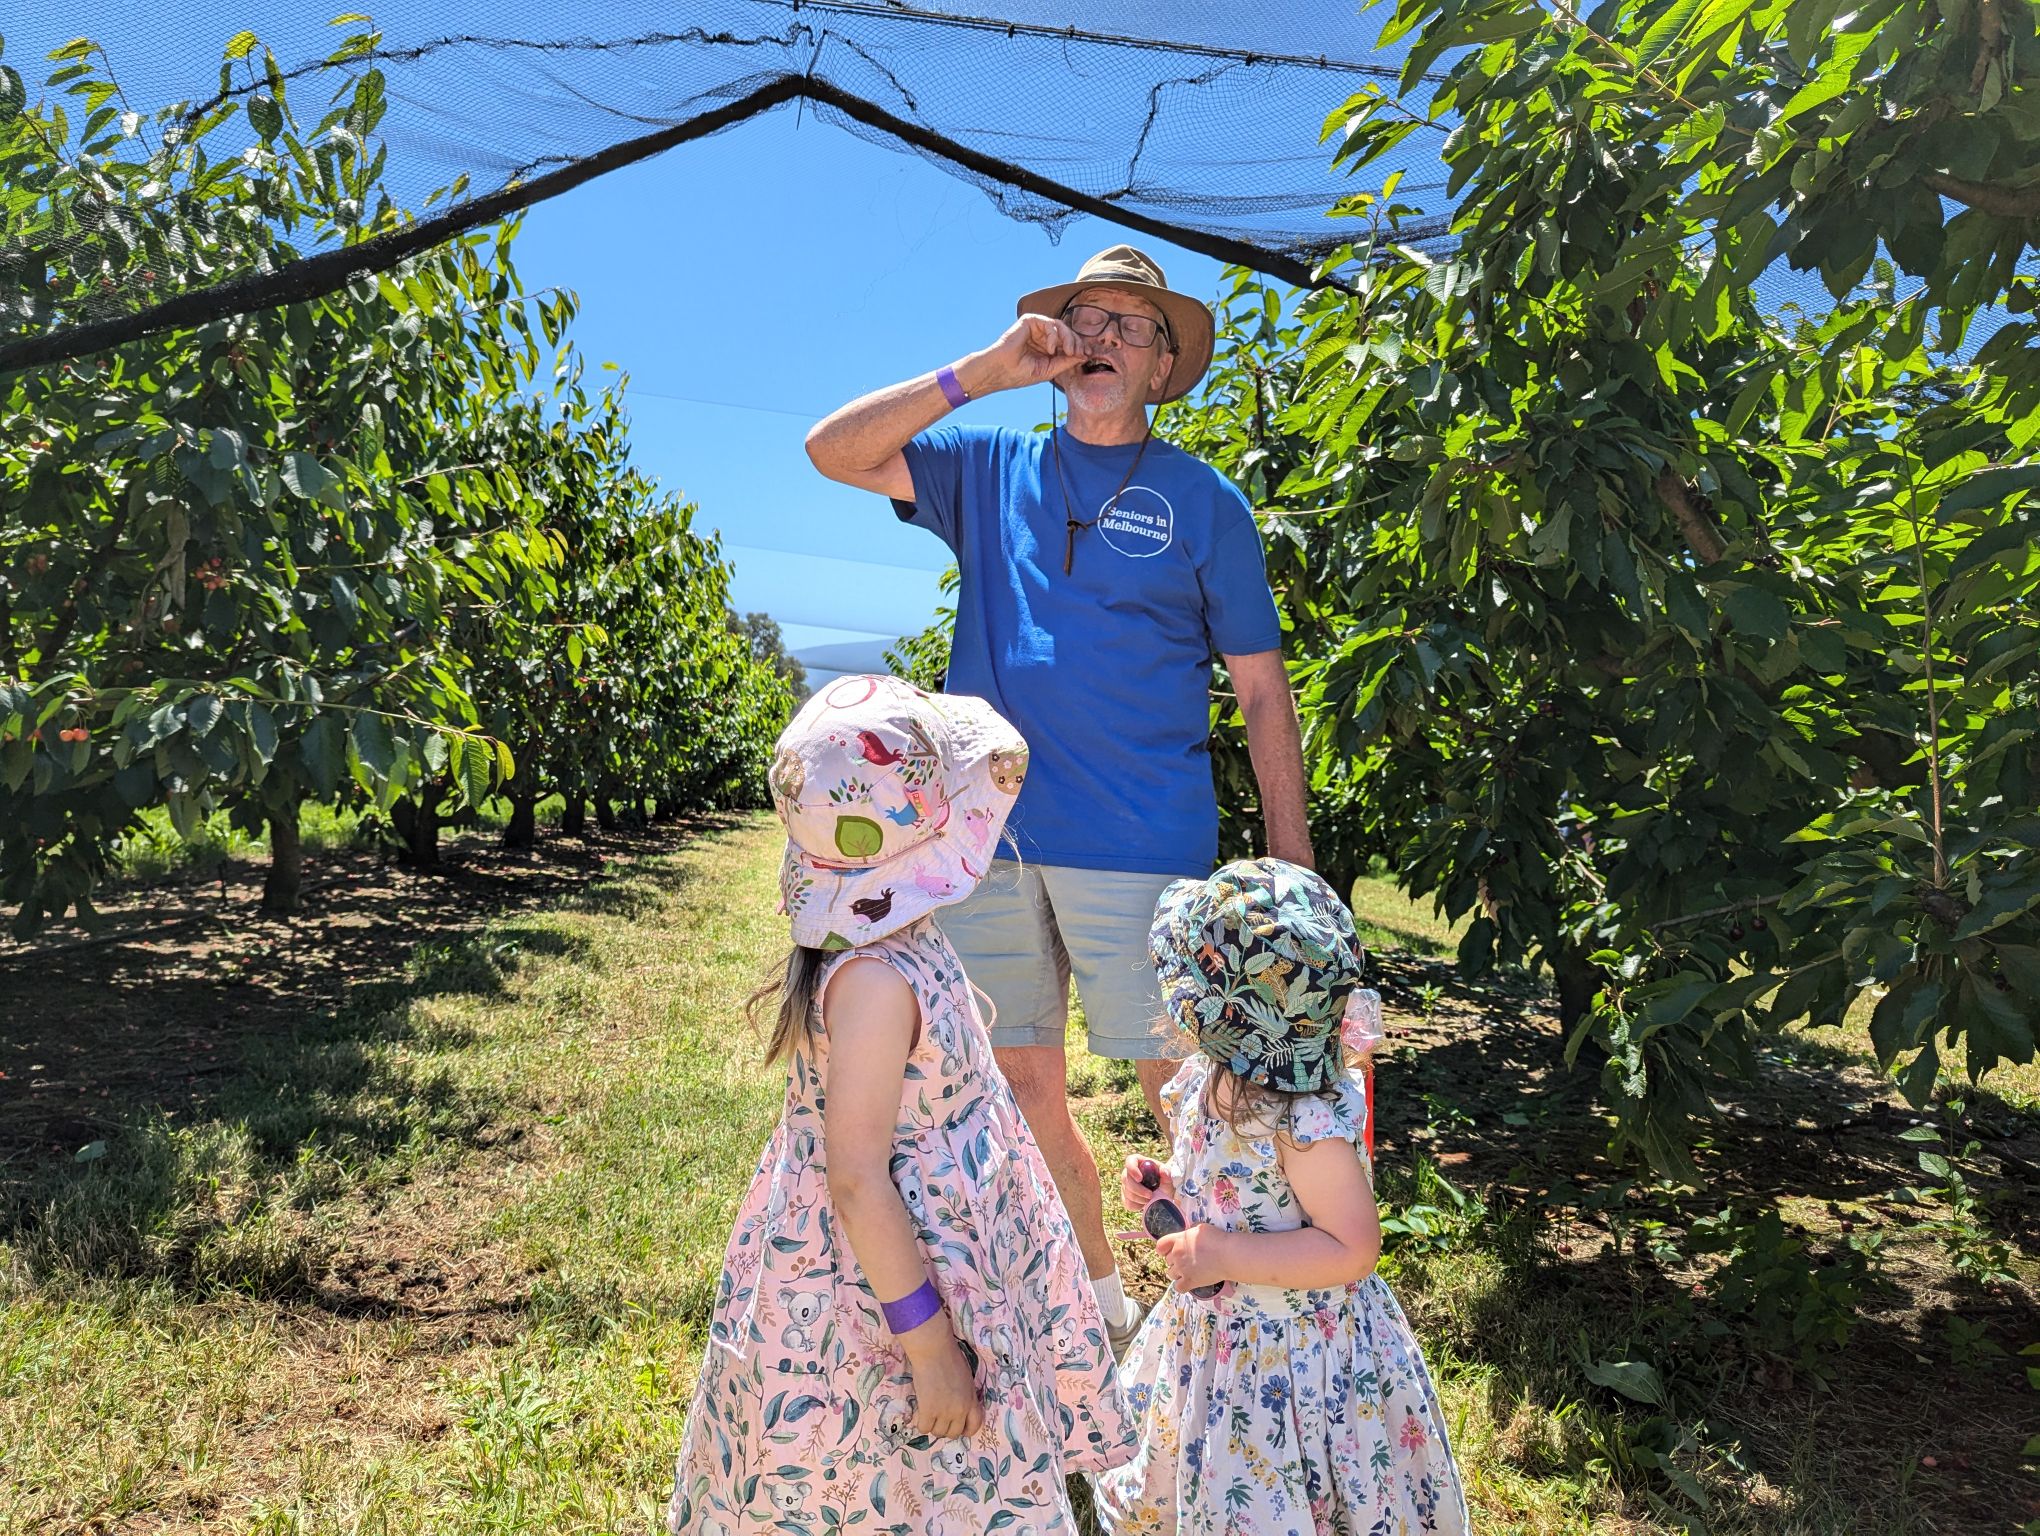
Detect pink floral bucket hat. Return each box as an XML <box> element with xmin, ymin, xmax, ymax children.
<box><xmin>768</xmin><ymin>674</ymin><xmax>1029</xmax><ymax>950</ymax></box>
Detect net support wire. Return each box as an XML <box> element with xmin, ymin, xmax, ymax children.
<box><xmin>3</xmin><ymin>70</ymin><xmax>1422</xmax><ymax>376</ymax></box>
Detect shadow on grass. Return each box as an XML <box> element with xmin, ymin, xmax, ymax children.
<box><xmin>0</xmin><ymin>815</ymin><xmax>745</xmax><ymax>1301</ymax></box>
<box><xmin>1354</xmin><ymin>915</ymin><xmax>1458</xmax><ymax>959</ymax></box>
<box><xmin>1345</xmin><ymin>943</ymin><xmax>2039</xmax><ymax>1533</ymax></box>
<box><xmin>1395</xmin><ymin>1194</ymin><xmax>2039</xmax><ymax>1534</ymax></box>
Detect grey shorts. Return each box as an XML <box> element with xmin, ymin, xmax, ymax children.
<box><xmin>939</xmin><ymin>859</ymin><xmax>1180</xmax><ymax>1061</ymax></box>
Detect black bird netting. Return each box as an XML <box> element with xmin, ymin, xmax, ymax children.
<box><xmin>2</xmin><ymin>1</ymin><xmax>1458</xmax><ymax>372</ymax></box>
<box><xmin>7</xmin><ymin>1</ymin><xmax>2026</xmax><ymax>375</ymax></box>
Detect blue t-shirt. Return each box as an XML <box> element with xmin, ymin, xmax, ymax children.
<box><xmin>893</xmin><ymin>424</ymin><xmax>1282</xmax><ymax>876</ymax></box>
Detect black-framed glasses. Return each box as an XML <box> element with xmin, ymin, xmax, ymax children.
<box><xmin>1062</xmin><ymin>302</ymin><xmax>1170</xmax><ymax>350</ymax></box>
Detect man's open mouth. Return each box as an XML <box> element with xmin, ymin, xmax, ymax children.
<box><xmin>1080</xmin><ymin>358</ymin><xmax>1117</xmax><ymax>375</ymax></box>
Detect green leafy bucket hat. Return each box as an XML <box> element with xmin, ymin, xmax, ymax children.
<box><xmin>1149</xmin><ymin>857</ymin><xmax>1368</xmax><ymax>1093</ymax></box>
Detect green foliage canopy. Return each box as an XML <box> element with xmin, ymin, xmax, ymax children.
<box><xmin>0</xmin><ymin>25</ymin><xmax>791</xmax><ymax>934</ymax></box>
<box><xmin>1182</xmin><ymin>0</ymin><xmax>2039</xmax><ymax>1167</ymax></box>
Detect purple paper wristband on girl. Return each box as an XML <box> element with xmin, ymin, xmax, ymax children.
<box><xmin>881</xmin><ymin>1277</ymin><xmax>943</xmax><ymax>1334</ymax></box>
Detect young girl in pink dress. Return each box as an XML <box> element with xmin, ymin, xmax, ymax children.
<box><xmin>667</xmin><ymin>674</ymin><xmax>1133</xmax><ymax>1534</ymax></box>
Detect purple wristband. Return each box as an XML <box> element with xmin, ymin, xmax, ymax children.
<box><xmin>880</xmin><ymin>1277</ymin><xmax>943</xmax><ymax>1335</ymax></box>
<box><xmin>935</xmin><ymin>364</ymin><xmax>970</xmax><ymax>410</ymax></box>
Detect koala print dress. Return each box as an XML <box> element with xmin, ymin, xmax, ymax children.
<box><xmin>1092</xmin><ymin>1055</ymin><xmax>1469</xmax><ymax>1536</ymax></box>
<box><xmin>668</xmin><ymin>918</ymin><xmax>1135</xmax><ymax>1534</ymax></box>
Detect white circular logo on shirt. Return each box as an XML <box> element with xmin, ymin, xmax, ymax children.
<box><xmin>1096</xmin><ymin>486</ymin><xmax>1175</xmax><ymax>558</ymax></box>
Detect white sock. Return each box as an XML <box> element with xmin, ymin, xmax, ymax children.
<box><xmin>1092</xmin><ymin>1269</ymin><xmax>1131</xmax><ymax>1327</ymax></box>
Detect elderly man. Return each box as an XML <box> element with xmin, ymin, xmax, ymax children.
<box><xmin>806</xmin><ymin>245</ymin><xmax>1313</xmax><ymax>1349</ymax></box>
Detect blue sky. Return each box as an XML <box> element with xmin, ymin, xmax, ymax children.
<box><xmin>501</xmin><ymin>112</ymin><xmax>1229</xmax><ymax>683</ymax></box>
<box><xmin>12</xmin><ymin>5</ymin><xmax>1315</xmax><ymax>686</ymax></box>
<box><xmin>27</xmin><ymin>5</ymin><xmax>1989</xmax><ymax>692</ymax></box>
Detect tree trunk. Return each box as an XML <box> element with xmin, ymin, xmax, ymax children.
<box><xmin>503</xmin><ymin>789</ymin><xmax>538</xmax><ymax>852</ymax></box>
<box><xmin>263</xmin><ymin>802</ymin><xmax>304</xmax><ymax>914</ymax></box>
<box><xmin>594</xmin><ymin>793</ymin><xmax>619</xmax><ymax>832</ymax></box>
<box><xmin>561</xmin><ymin>769</ymin><xmax>587</xmax><ymax>837</ymax></box>
<box><xmin>394</xmin><ymin>786</ymin><xmax>442</xmax><ymax>867</ymax></box>
<box><xmin>1555</xmin><ymin>943</ymin><xmax>1604</xmax><ymax>1033</ymax></box>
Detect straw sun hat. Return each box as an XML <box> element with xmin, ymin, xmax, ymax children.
<box><xmin>1016</xmin><ymin>243</ymin><xmax>1216</xmax><ymax>404</ymax></box>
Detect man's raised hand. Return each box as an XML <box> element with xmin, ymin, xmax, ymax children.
<box><xmin>972</xmin><ymin>313</ymin><xmax>1090</xmax><ymax>393</ymax></box>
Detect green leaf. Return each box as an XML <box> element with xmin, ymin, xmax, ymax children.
<box><xmin>185</xmin><ymin>693</ymin><xmax>224</xmax><ymax>739</ymax></box>
<box><xmin>1935</xmin><ymin>463</ymin><xmax>2040</xmax><ymax>519</ymax></box>
<box><xmin>1952</xmin><ymin>886</ymin><xmax>2040</xmax><ymax>942</ymax></box>
<box><xmin>224</xmin><ymin>30</ymin><xmax>258</xmax><ymax>60</ymax></box>
<box><xmin>1775</xmin><ymin>29</ymin><xmax>1873</xmax><ymax>124</ymax></box>
<box><xmin>1994</xmin><ymin>944</ymin><xmax>2040</xmax><ymax>1000</ymax></box>
<box><xmin>351</xmin><ymin>710</ymin><xmax>395</xmax><ymax>779</ymax></box>
<box><xmin>1722</xmin><ymin>584</ymin><xmax>1790</xmax><ymax>642</ymax></box>
<box><xmin>1868</xmin><ymin>979</ymin><xmax>1942</xmax><ymax>1069</ymax></box>
<box><xmin>1456</xmin><ymin>915</ymin><xmax>1495</xmax><ymax>978</ymax></box>
<box><xmin>459</xmin><ymin>733</ymin><xmax>492</xmax><ymax>810</ymax></box>
<box><xmin>1894</xmin><ymin>1039</ymin><xmax>1940</xmax><ymax>1108</ymax></box>
<box><xmin>1663</xmin><ymin>569</ymin><xmax>1711</xmax><ymax>641</ymax></box>
<box><xmin>283</xmin><ymin>452</ymin><xmax>346</xmax><ymax>510</ymax></box>
<box><xmin>1583</xmin><ymin>1357</ymin><xmax>1667</xmax><ymax>1408</ymax></box>
<box><xmin>247</xmin><ymin>704</ymin><xmax>278</xmax><ymax>765</ymax></box>
<box><xmin>329</xmin><ymin>574</ymin><xmax>361</xmax><ymax>632</ymax></box>
<box><xmin>1638</xmin><ymin>973</ymin><xmax>1718</xmax><ymax>1032</ymax></box>
<box><xmin>248</xmin><ymin>90</ymin><xmax>282</xmax><ymax>141</ymax></box>
<box><xmin>0</xmin><ymin>64</ymin><xmax>24</xmax><ymax>120</ymax></box>
<box><xmin>1636</xmin><ymin>0</ymin><xmax>1709</xmax><ymax>67</ymax></box>
<box><xmin>302</xmin><ymin>713</ymin><xmax>343</xmax><ymax>798</ymax></box>
<box><xmin>1666</xmin><ymin>100</ymin><xmax>1727</xmax><ymax>162</ymax></box>
<box><xmin>165</xmin><ymin>789</ymin><xmax>204</xmax><ymax>843</ymax></box>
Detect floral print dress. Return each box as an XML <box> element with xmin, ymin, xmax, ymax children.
<box><xmin>1093</xmin><ymin>1054</ymin><xmax>1469</xmax><ymax>1536</ymax></box>
<box><xmin>668</xmin><ymin>918</ymin><xmax>1134</xmax><ymax>1534</ymax></box>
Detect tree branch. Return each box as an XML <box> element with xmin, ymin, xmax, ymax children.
<box><xmin>33</xmin><ymin>493</ymin><xmax>132</xmax><ymax>680</ymax></box>
<box><xmin>1655</xmin><ymin>470</ymin><xmax>1727</xmax><ymax>565</ymax></box>
<box><xmin>1921</xmin><ymin>171</ymin><xmax>2040</xmax><ymax>221</ymax></box>
<box><xmin>1973</xmin><ymin>0</ymin><xmax>2005</xmax><ymax>96</ymax></box>
<box><xmin>1649</xmin><ymin>893</ymin><xmax>1783</xmax><ymax>932</ymax></box>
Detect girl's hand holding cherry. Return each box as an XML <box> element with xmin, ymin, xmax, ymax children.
<box><xmin>1121</xmin><ymin>1153</ymin><xmax>1174</xmax><ymax>1212</ymax></box>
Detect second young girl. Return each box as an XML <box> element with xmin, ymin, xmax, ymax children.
<box><xmin>667</xmin><ymin>674</ymin><xmax>1133</xmax><ymax>1534</ymax></box>
<box><xmin>1095</xmin><ymin>858</ymin><xmax>1469</xmax><ymax>1535</ymax></box>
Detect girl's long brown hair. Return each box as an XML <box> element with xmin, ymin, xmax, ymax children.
<box><xmin>749</xmin><ymin>945</ymin><xmax>834</xmax><ymax>1063</ymax></box>
<box><xmin>1201</xmin><ymin>1037</ymin><xmax>1373</xmax><ymax>1138</ymax></box>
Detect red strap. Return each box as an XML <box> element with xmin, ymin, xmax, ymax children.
<box><xmin>1363</xmin><ymin>1061</ymin><xmax>1376</xmax><ymax>1160</ymax></box>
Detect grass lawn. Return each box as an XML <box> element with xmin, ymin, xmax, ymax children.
<box><xmin>3</xmin><ymin>815</ymin><xmax>2034</xmax><ymax>1533</ymax></box>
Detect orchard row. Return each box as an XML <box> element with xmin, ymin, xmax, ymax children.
<box><xmin>1</xmin><ymin>30</ymin><xmax>792</xmax><ymax>934</ymax></box>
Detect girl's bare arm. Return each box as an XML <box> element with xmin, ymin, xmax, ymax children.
<box><xmin>820</xmin><ymin>958</ymin><xmax>982</xmax><ymax>1439</ymax></box>
<box><xmin>1156</xmin><ymin>1134</ymin><xmax>1381</xmax><ymax>1292</ymax></box>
